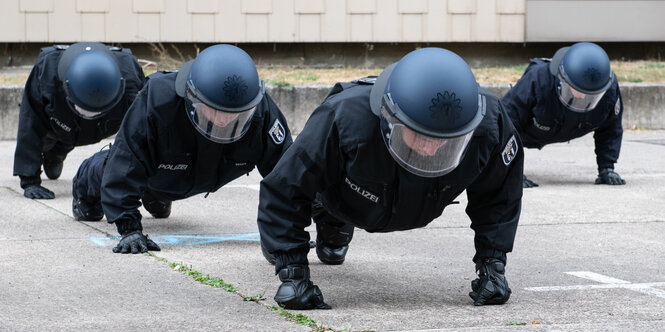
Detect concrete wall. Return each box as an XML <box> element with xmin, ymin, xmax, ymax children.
<box><xmin>0</xmin><ymin>83</ymin><xmax>662</xmax><ymax>140</ymax></box>
<box><xmin>526</xmin><ymin>1</ymin><xmax>665</xmax><ymax>42</ymax></box>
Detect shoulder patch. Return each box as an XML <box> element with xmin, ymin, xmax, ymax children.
<box><xmin>54</xmin><ymin>44</ymin><xmax>69</xmax><ymax>50</ymax></box>
<box><xmin>614</xmin><ymin>97</ymin><xmax>621</xmax><ymax>116</ymax></box>
<box><xmin>502</xmin><ymin>135</ymin><xmax>519</xmax><ymax>166</ymax></box>
<box><xmin>269</xmin><ymin>119</ymin><xmax>286</xmax><ymax>144</ymax></box>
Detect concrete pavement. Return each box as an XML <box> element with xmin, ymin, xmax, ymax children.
<box><xmin>1</xmin><ymin>130</ymin><xmax>664</xmax><ymax>331</ymax></box>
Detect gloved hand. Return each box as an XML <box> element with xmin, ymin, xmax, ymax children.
<box><xmin>469</xmin><ymin>258</ymin><xmax>511</xmax><ymax>306</ymax></box>
<box><xmin>112</xmin><ymin>231</ymin><xmax>161</xmax><ymax>254</ymax></box>
<box><xmin>522</xmin><ymin>175</ymin><xmax>539</xmax><ymax>188</ymax></box>
<box><xmin>24</xmin><ymin>185</ymin><xmax>55</xmax><ymax>199</ymax></box>
<box><xmin>595</xmin><ymin>168</ymin><xmax>626</xmax><ymax>185</ymax></box>
<box><xmin>274</xmin><ymin>264</ymin><xmax>331</xmax><ymax>310</ymax></box>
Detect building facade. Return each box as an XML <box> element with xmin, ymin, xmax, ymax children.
<box><xmin>1</xmin><ymin>0</ymin><xmax>663</xmax><ymax>43</ymax></box>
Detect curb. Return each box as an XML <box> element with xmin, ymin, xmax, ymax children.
<box><xmin>1</xmin><ymin>83</ymin><xmax>663</xmax><ymax>140</ymax></box>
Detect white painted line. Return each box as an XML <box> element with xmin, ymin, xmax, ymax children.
<box><xmin>525</xmin><ymin>282</ymin><xmax>665</xmax><ymax>292</ymax></box>
<box><xmin>525</xmin><ymin>271</ymin><xmax>665</xmax><ymax>299</ymax></box>
<box><xmin>629</xmin><ymin>286</ymin><xmax>665</xmax><ymax>299</ymax></box>
<box><xmin>565</xmin><ymin>271</ymin><xmax>630</xmax><ymax>284</ymax></box>
<box><xmin>224</xmin><ymin>184</ymin><xmax>260</xmax><ymax>191</ymax></box>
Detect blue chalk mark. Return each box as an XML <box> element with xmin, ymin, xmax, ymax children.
<box><xmin>89</xmin><ymin>232</ymin><xmax>260</xmax><ymax>247</ymax></box>
<box><xmin>89</xmin><ymin>236</ymin><xmax>111</xmax><ymax>246</ymax></box>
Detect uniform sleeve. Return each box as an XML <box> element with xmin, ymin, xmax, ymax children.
<box><xmin>118</xmin><ymin>51</ymin><xmax>146</xmax><ymax>105</ymax></box>
<box><xmin>593</xmin><ymin>81</ymin><xmax>623</xmax><ymax>170</ymax></box>
<box><xmin>13</xmin><ymin>57</ymin><xmax>50</xmax><ymax>187</ymax></box>
<box><xmin>111</xmin><ymin>51</ymin><xmax>146</xmax><ymax>117</ymax></box>
<box><xmin>257</xmin><ymin>103</ymin><xmax>342</xmax><ymax>271</ymax></box>
<box><xmin>256</xmin><ymin>93</ymin><xmax>293</xmax><ymax>177</ymax></box>
<box><xmin>101</xmin><ymin>86</ymin><xmax>158</xmax><ymax>235</ymax></box>
<box><xmin>500</xmin><ymin>63</ymin><xmax>539</xmax><ymax>133</ymax></box>
<box><xmin>465</xmin><ymin>103</ymin><xmax>524</xmax><ymax>265</ymax></box>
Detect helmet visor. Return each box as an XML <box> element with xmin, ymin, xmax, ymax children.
<box><xmin>381</xmin><ymin>106</ymin><xmax>473</xmax><ymax>177</ymax></box>
<box><xmin>186</xmin><ymin>90</ymin><xmax>256</xmax><ymax>143</ymax></box>
<box><xmin>557</xmin><ymin>75</ymin><xmax>606</xmax><ymax>112</ymax></box>
<box><xmin>66</xmin><ymin>98</ymin><xmax>105</xmax><ymax>119</ymax></box>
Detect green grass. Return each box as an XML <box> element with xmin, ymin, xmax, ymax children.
<box><xmin>265</xmin><ymin>79</ymin><xmax>295</xmax><ymax>91</ymax></box>
<box><xmin>508</xmin><ymin>321</ymin><xmax>527</xmax><ymax>326</ymax></box>
<box><xmin>270</xmin><ymin>306</ymin><xmax>319</xmax><ymax>328</ymax></box>
<box><xmin>243</xmin><ymin>294</ymin><xmax>266</xmax><ymax>302</ymax></box>
<box><xmin>169</xmin><ymin>262</ymin><xmax>236</xmax><ymax>292</ymax></box>
<box><xmin>5</xmin><ymin>60</ymin><xmax>664</xmax><ymax>86</ymax></box>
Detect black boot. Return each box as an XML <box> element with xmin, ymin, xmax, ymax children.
<box><xmin>142</xmin><ymin>191</ymin><xmax>172</xmax><ymax>218</ymax></box>
<box><xmin>314</xmin><ymin>211</ymin><xmax>354</xmax><ymax>265</ymax></box>
<box><xmin>72</xmin><ymin>175</ymin><xmax>103</xmax><ymax>221</ymax></box>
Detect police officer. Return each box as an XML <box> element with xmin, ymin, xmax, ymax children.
<box><xmin>13</xmin><ymin>42</ymin><xmax>145</xmax><ymax>199</ymax></box>
<box><xmin>258</xmin><ymin>48</ymin><xmax>523</xmax><ymax>309</ymax></box>
<box><xmin>71</xmin><ymin>44</ymin><xmax>292</xmax><ymax>254</ymax></box>
<box><xmin>501</xmin><ymin>42</ymin><xmax>625</xmax><ymax>188</ymax></box>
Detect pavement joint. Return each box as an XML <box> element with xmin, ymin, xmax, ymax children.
<box><xmin>145</xmin><ymin>252</ymin><xmax>341</xmax><ymax>332</ymax></box>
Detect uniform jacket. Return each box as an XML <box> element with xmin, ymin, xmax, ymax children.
<box><xmin>101</xmin><ymin>71</ymin><xmax>292</xmax><ymax>234</ymax></box>
<box><xmin>258</xmin><ymin>80</ymin><xmax>524</xmax><ymax>268</ymax></box>
<box><xmin>13</xmin><ymin>45</ymin><xmax>145</xmax><ymax>186</ymax></box>
<box><xmin>500</xmin><ymin>58</ymin><xmax>623</xmax><ymax>170</ymax></box>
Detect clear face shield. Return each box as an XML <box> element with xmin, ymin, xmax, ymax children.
<box><xmin>185</xmin><ymin>90</ymin><xmax>256</xmax><ymax>143</ymax></box>
<box><xmin>556</xmin><ymin>69</ymin><xmax>609</xmax><ymax>113</ymax></box>
<box><xmin>380</xmin><ymin>99</ymin><xmax>474</xmax><ymax>177</ymax></box>
<box><xmin>66</xmin><ymin>98</ymin><xmax>105</xmax><ymax>120</ymax></box>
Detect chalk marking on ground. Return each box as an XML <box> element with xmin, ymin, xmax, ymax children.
<box><xmin>90</xmin><ymin>232</ymin><xmax>260</xmax><ymax>246</ymax></box>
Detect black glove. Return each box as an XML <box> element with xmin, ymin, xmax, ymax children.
<box><xmin>522</xmin><ymin>175</ymin><xmax>539</xmax><ymax>188</ymax></box>
<box><xmin>274</xmin><ymin>264</ymin><xmax>331</xmax><ymax>310</ymax></box>
<box><xmin>595</xmin><ymin>168</ymin><xmax>626</xmax><ymax>185</ymax></box>
<box><xmin>112</xmin><ymin>231</ymin><xmax>161</xmax><ymax>254</ymax></box>
<box><xmin>469</xmin><ymin>258</ymin><xmax>511</xmax><ymax>306</ymax></box>
<box><xmin>24</xmin><ymin>185</ymin><xmax>55</xmax><ymax>199</ymax></box>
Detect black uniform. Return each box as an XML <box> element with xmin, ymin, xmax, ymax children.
<box><xmin>501</xmin><ymin>58</ymin><xmax>623</xmax><ymax>171</ymax></box>
<box><xmin>91</xmin><ymin>71</ymin><xmax>292</xmax><ymax>235</ymax></box>
<box><xmin>13</xmin><ymin>45</ymin><xmax>145</xmax><ymax>189</ymax></box>
<box><xmin>258</xmin><ymin>80</ymin><xmax>524</xmax><ymax>271</ymax></box>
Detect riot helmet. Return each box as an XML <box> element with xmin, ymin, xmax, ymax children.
<box><xmin>175</xmin><ymin>44</ymin><xmax>265</xmax><ymax>144</ymax></box>
<box><xmin>550</xmin><ymin>42</ymin><xmax>613</xmax><ymax>112</ymax></box>
<box><xmin>60</xmin><ymin>43</ymin><xmax>125</xmax><ymax>119</ymax></box>
<box><xmin>369</xmin><ymin>48</ymin><xmax>484</xmax><ymax>177</ymax></box>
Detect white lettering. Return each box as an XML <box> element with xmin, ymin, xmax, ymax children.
<box><xmin>158</xmin><ymin>164</ymin><xmax>189</xmax><ymax>171</ymax></box>
<box><xmin>51</xmin><ymin>117</ymin><xmax>71</xmax><ymax>132</ymax></box>
<box><xmin>345</xmin><ymin>177</ymin><xmax>379</xmax><ymax>203</ymax></box>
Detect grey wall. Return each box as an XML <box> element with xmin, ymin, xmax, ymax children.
<box><xmin>527</xmin><ymin>1</ymin><xmax>665</xmax><ymax>42</ymax></box>
<box><xmin>0</xmin><ymin>83</ymin><xmax>663</xmax><ymax>141</ymax></box>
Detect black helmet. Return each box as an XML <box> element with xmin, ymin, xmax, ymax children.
<box><xmin>59</xmin><ymin>43</ymin><xmax>125</xmax><ymax>119</ymax></box>
<box><xmin>370</xmin><ymin>48</ymin><xmax>484</xmax><ymax>177</ymax></box>
<box><xmin>175</xmin><ymin>44</ymin><xmax>265</xmax><ymax>144</ymax></box>
<box><xmin>550</xmin><ymin>42</ymin><xmax>613</xmax><ymax>112</ymax></box>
